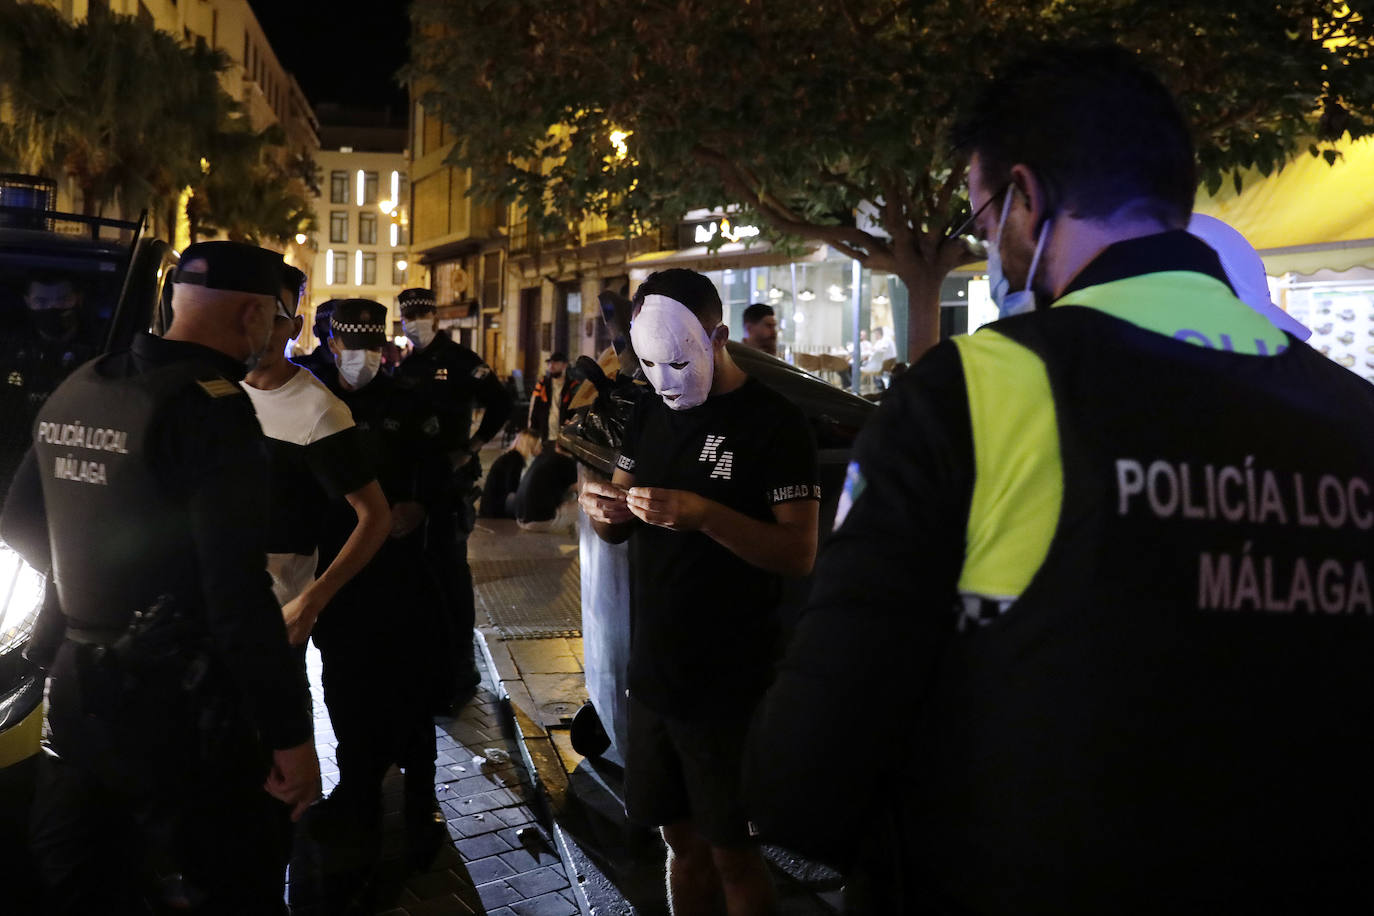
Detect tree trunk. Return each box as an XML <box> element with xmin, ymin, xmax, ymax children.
<box><xmin>893</xmin><ymin>259</ymin><xmax>944</xmax><ymax>362</ymax></box>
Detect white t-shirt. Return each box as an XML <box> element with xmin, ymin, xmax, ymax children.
<box><xmin>547</xmin><ymin>375</ymin><xmax>565</xmax><ymax>441</ymax></box>
<box><xmin>863</xmin><ymin>336</ymin><xmax>897</xmax><ymax>373</ymax></box>
<box><xmin>242</xmin><ymin>368</ymin><xmax>364</xmax><ymax>606</ymax></box>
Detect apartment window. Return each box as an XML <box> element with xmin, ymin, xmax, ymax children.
<box><xmin>361</xmin><ymin>253</ymin><xmax>377</xmax><ymax>286</ymax></box>
<box><xmin>482</xmin><ymin>251</ymin><xmax>502</xmax><ymax>310</ymax></box>
<box><xmin>358</xmin><ymin>211</ymin><xmax>377</xmax><ymax>245</ymax></box>
<box><xmin>331</xmin><ymin>251</ymin><xmax>348</xmax><ymax>286</ymax></box>
<box><xmin>361</xmin><ymin>172</ymin><xmax>380</xmax><ymax>206</ymax></box>
<box><xmin>392</xmin><ymin>254</ymin><xmax>407</xmax><ymax>287</ymax></box>
<box><xmin>329</xmin><ymin>211</ymin><xmax>348</xmax><ymax>244</ymax></box>
<box><xmin>330</xmin><ymin>171</ymin><xmax>349</xmax><ymax>204</ymax></box>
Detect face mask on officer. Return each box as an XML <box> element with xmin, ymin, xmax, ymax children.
<box><xmin>243</xmin><ymin>297</ymin><xmax>285</xmax><ymax>372</ymax></box>
<box><xmin>336</xmin><ymin>348</ymin><xmax>382</xmax><ymax>388</ymax></box>
<box><xmin>987</xmin><ymin>185</ymin><xmax>1054</xmax><ymax>319</ymax></box>
<box><xmin>25</xmin><ymin>280</ymin><xmax>81</xmax><ymax>343</ymax></box>
<box><xmin>630</xmin><ymin>294</ymin><xmax>717</xmax><ymax>411</ymax></box>
<box><xmin>402</xmin><ymin>315</ymin><xmax>437</xmax><ymax>350</ymax></box>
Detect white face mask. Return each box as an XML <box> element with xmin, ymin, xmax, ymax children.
<box><xmin>988</xmin><ymin>186</ymin><xmax>1053</xmax><ymax>319</ymax></box>
<box><xmin>630</xmin><ymin>294</ymin><xmax>715</xmax><ymax>410</ymax></box>
<box><xmin>336</xmin><ymin>348</ymin><xmax>382</xmax><ymax>388</ymax></box>
<box><xmin>402</xmin><ymin>316</ymin><xmax>437</xmax><ymax>350</ymax></box>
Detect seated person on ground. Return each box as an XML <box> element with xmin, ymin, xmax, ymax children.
<box><xmin>515</xmin><ymin>445</ymin><xmax>578</xmax><ymax>531</ymax></box>
<box><xmin>480</xmin><ymin>428</ymin><xmax>541</xmax><ymax>519</ymax></box>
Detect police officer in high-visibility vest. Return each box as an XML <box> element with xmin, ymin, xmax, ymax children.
<box><xmin>0</xmin><ymin>241</ymin><xmax>320</xmax><ymax>914</ymax></box>
<box><xmin>395</xmin><ymin>287</ymin><xmax>511</xmax><ymax>710</ymax></box>
<box><xmin>746</xmin><ymin>45</ymin><xmax>1374</xmax><ymax>914</ymax></box>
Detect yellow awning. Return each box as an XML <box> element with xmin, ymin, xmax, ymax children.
<box><xmin>1195</xmin><ymin>137</ymin><xmax>1374</xmax><ymax>275</ymax></box>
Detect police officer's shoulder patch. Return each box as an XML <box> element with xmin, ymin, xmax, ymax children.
<box><xmin>196</xmin><ymin>377</ymin><xmax>243</xmax><ymax>398</ymax></box>
<box><xmin>421</xmin><ymin>415</ymin><xmax>441</xmax><ymax>437</ymax></box>
<box><xmin>471</xmin><ymin>364</ymin><xmax>491</xmax><ymax>380</ymax></box>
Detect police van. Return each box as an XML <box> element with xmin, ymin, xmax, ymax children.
<box><xmin>0</xmin><ymin>174</ymin><xmax>177</xmax><ymax>895</ymax></box>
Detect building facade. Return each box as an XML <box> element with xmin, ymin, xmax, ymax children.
<box><xmin>304</xmin><ymin>118</ymin><xmax>410</xmax><ymax>352</ymax></box>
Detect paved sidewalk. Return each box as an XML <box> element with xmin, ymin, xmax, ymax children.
<box><xmin>467</xmin><ymin>519</ymin><xmax>844</xmax><ymax>915</ymax></box>
<box><xmin>304</xmin><ymin>641</ymin><xmax>578</xmax><ymax>915</ymax></box>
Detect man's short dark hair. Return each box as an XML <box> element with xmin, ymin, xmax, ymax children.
<box><xmin>549</xmin><ymin>351</ymin><xmax>568</xmax><ymax>363</ymax></box>
<box><xmin>632</xmin><ymin>269</ymin><xmax>723</xmax><ymax>327</ymax></box>
<box><xmin>313</xmin><ymin>299</ymin><xmax>337</xmax><ymax>339</ymax></box>
<box><xmin>951</xmin><ymin>44</ymin><xmax>1195</xmax><ymax>228</ymax></box>
<box><xmin>742</xmin><ymin>302</ymin><xmax>774</xmax><ymax>324</ymax></box>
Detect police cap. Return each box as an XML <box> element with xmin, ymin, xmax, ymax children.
<box><xmin>281</xmin><ymin>264</ymin><xmax>306</xmax><ymax>317</ymax></box>
<box><xmin>173</xmin><ymin>241</ymin><xmax>284</xmax><ymax>297</ymax></box>
<box><xmin>331</xmin><ymin>298</ymin><xmax>388</xmax><ymax>349</ymax></box>
<box><xmin>398</xmin><ymin>287</ymin><xmax>437</xmax><ymax>318</ymax></box>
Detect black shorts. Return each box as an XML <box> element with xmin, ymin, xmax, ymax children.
<box><xmin>624</xmin><ymin>695</ymin><xmax>759</xmax><ymax>848</ymax></box>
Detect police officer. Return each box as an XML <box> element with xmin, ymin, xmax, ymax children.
<box><xmin>309</xmin><ymin>298</ymin><xmax>451</xmax><ymax>878</ymax></box>
<box><xmin>0</xmin><ymin>273</ymin><xmax>99</xmax><ymax>486</ymax></box>
<box><xmin>746</xmin><ymin>45</ymin><xmax>1374</xmax><ymax>914</ymax></box>
<box><xmin>292</xmin><ymin>297</ymin><xmax>338</xmax><ymax>380</ymax></box>
<box><xmin>395</xmin><ymin>287</ymin><xmax>511</xmax><ymax>707</ymax></box>
<box><xmin>0</xmin><ymin>240</ymin><xmax>319</xmax><ymax>913</ymax></box>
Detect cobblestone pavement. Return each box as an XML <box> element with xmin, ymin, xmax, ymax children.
<box><xmin>304</xmin><ymin>643</ymin><xmax>580</xmax><ymax>915</ymax></box>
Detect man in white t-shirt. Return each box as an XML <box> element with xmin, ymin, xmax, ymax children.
<box><xmin>241</xmin><ymin>266</ymin><xmax>391</xmax><ymax>645</ymax></box>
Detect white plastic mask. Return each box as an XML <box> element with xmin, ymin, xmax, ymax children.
<box><xmin>336</xmin><ymin>348</ymin><xmax>382</xmax><ymax>388</ymax></box>
<box><xmin>402</xmin><ymin>316</ymin><xmax>437</xmax><ymax>350</ymax></box>
<box><xmin>630</xmin><ymin>294</ymin><xmax>715</xmax><ymax>410</ymax></box>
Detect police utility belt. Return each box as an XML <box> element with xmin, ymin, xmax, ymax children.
<box><xmin>64</xmin><ymin>594</ymin><xmax>217</xmax><ymax>693</ymax></box>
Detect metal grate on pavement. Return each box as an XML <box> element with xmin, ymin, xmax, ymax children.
<box><xmin>472</xmin><ymin>556</ymin><xmax>582</xmax><ymax>640</ymax></box>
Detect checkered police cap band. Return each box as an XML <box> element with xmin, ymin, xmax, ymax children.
<box><xmin>330</xmin><ymin>318</ymin><xmax>387</xmax><ymax>335</ymax></box>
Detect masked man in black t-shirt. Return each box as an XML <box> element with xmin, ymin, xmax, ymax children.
<box><xmin>580</xmin><ymin>268</ymin><xmax>819</xmax><ymax>915</ymax></box>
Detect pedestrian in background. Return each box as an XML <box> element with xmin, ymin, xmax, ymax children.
<box><xmin>1</xmin><ymin>240</ymin><xmax>319</xmax><ymax>913</ymax></box>
<box><xmin>395</xmin><ymin>286</ymin><xmax>511</xmax><ymax>710</ymax></box>
<box><xmin>746</xmin><ymin>44</ymin><xmax>1374</xmax><ymax>914</ymax></box>
<box><xmin>580</xmin><ymin>268</ymin><xmax>819</xmax><ymax>916</ymax></box>
<box><xmin>741</xmin><ymin>302</ymin><xmax>778</xmax><ymax>355</ymax></box>
<box><xmin>528</xmin><ymin>350</ymin><xmax>580</xmax><ymax>445</ymax></box>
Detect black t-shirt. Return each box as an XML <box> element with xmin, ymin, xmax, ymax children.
<box><xmin>480</xmin><ymin>449</ymin><xmax>526</xmax><ymax>518</ymax></box>
<box><xmin>241</xmin><ymin>368</ymin><xmax>374</xmax><ymax>556</ymax></box>
<box><xmin>618</xmin><ymin>376</ymin><xmax>819</xmax><ymax>719</ymax></box>
<box><xmin>515</xmin><ymin>450</ymin><xmax>577</xmax><ymax>522</ymax></box>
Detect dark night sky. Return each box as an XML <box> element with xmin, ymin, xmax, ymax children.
<box><xmin>246</xmin><ymin>1</ymin><xmax>410</xmax><ymax>120</ymax></box>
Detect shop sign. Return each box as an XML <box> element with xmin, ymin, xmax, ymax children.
<box><xmin>678</xmin><ymin>216</ymin><xmax>761</xmax><ymax>248</ymax></box>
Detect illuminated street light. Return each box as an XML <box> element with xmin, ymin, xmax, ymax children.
<box><xmin>294</xmin><ymin>232</ymin><xmax>308</xmax><ymax>245</ymax></box>
<box><xmin>325</xmin><ymin>249</ymin><xmax>335</xmax><ymax>284</ymax></box>
<box><xmin>397</xmin><ymin>259</ymin><xmax>408</xmax><ymax>271</ymax></box>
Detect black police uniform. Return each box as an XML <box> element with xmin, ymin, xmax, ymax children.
<box><xmin>292</xmin><ymin>342</ymin><xmax>335</xmax><ymax>382</ymax></box>
<box><xmin>1</xmin><ymin>330</ymin><xmax>313</xmax><ymax>914</ymax></box>
<box><xmin>313</xmin><ymin>360</ymin><xmax>449</xmax><ymax>815</ymax></box>
<box><xmin>395</xmin><ymin>326</ymin><xmax>511</xmax><ymax>702</ymax></box>
<box><xmin>0</xmin><ymin>322</ymin><xmax>98</xmax><ymax>488</ymax></box>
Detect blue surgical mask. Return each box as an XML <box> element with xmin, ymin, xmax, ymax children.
<box><xmin>989</xmin><ymin>187</ymin><xmax>1053</xmax><ymax>319</ymax></box>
